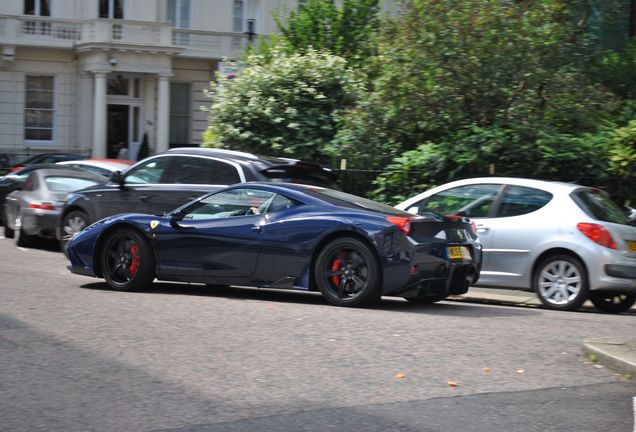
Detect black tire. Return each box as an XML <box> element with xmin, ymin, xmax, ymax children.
<box><xmin>590</xmin><ymin>291</ymin><xmax>636</xmax><ymax>313</ymax></box>
<box><xmin>405</xmin><ymin>295</ymin><xmax>447</xmax><ymax>304</ymax></box>
<box><xmin>60</xmin><ymin>210</ymin><xmax>90</xmax><ymax>252</ymax></box>
<box><xmin>101</xmin><ymin>228</ymin><xmax>155</xmax><ymax>291</ymax></box>
<box><xmin>314</xmin><ymin>237</ymin><xmax>381</xmax><ymax>307</ymax></box>
<box><xmin>533</xmin><ymin>254</ymin><xmax>589</xmax><ymax>311</ymax></box>
<box><xmin>3</xmin><ymin>211</ymin><xmax>14</xmax><ymax>238</ymax></box>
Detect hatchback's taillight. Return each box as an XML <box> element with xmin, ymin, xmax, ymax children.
<box><xmin>577</xmin><ymin>223</ymin><xmax>616</xmax><ymax>250</ymax></box>
<box><xmin>28</xmin><ymin>201</ymin><xmax>56</xmax><ymax>211</ymax></box>
<box><xmin>387</xmin><ymin>216</ymin><xmax>412</xmax><ymax>235</ymax></box>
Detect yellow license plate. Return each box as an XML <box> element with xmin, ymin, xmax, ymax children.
<box><xmin>448</xmin><ymin>246</ymin><xmax>469</xmax><ymax>260</ymax></box>
<box><xmin>627</xmin><ymin>241</ymin><xmax>636</xmax><ymax>253</ymax></box>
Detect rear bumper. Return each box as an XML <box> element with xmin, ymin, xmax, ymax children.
<box><xmin>395</xmin><ymin>260</ymin><xmax>479</xmax><ymax>299</ymax></box>
<box><xmin>21</xmin><ymin>208</ymin><xmax>60</xmax><ymax>238</ymax></box>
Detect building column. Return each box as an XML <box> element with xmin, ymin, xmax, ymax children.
<box><xmin>156</xmin><ymin>74</ymin><xmax>171</xmax><ymax>154</ymax></box>
<box><xmin>92</xmin><ymin>71</ymin><xmax>108</xmax><ymax>158</ymax></box>
<box><xmin>78</xmin><ymin>73</ymin><xmax>93</xmax><ymax>156</ymax></box>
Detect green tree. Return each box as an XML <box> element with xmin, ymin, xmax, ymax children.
<box><xmin>336</xmin><ymin>0</ymin><xmax>621</xmax><ymax>201</ymax></box>
<box><xmin>203</xmin><ymin>48</ymin><xmax>365</xmax><ymax>164</ymax></box>
<box><xmin>269</xmin><ymin>0</ymin><xmax>381</xmax><ymax>68</ymax></box>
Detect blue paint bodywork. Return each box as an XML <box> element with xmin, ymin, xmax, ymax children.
<box><xmin>66</xmin><ymin>183</ymin><xmax>482</xmax><ymax>298</ymax></box>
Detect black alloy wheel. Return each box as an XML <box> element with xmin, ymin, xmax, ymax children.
<box><xmin>101</xmin><ymin>228</ymin><xmax>155</xmax><ymax>291</ymax></box>
<box><xmin>589</xmin><ymin>291</ymin><xmax>636</xmax><ymax>313</ymax></box>
<box><xmin>61</xmin><ymin>210</ymin><xmax>90</xmax><ymax>252</ymax></box>
<box><xmin>314</xmin><ymin>237</ymin><xmax>381</xmax><ymax>307</ymax></box>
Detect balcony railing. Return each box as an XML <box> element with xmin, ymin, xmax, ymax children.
<box><xmin>0</xmin><ymin>15</ymin><xmax>248</xmax><ymax>59</ymax></box>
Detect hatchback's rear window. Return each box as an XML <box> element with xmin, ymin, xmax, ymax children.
<box><xmin>304</xmin><ymin>188</ymin><xmax>410</xmax><ymax>217</ymax></box>
<box><xmin>571</xmin><ymin>189</ymin><xmax>629</xmax><ymax>225</ymax></box>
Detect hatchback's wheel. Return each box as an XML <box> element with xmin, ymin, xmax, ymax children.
<box><xmin>101</xmin><ymin>228</ymin><xmax>155</xmax><ymax>291</ymax></box>
<box><xmin>314</xmin><ymin>237</ymin><xmax>381</xmax><ymax>307</ymax></box>
<box><xmin>590</xmin><ymin>291</ymin><xmax>636</xmax><ymax>313</ymax></box>
<box><xmin>61</xmin><ymin>211</ymin><xmax>90</xmax><ymax>252</ymax></box>
<box><xmin>405</xmin><ymin>295</ymin><xmax>447</xmax><ymax>304</ymax></box>
<box><xmin>3</xmin><ymin>211</ymin><xmax>14</xmax><ymax>238</ymax></box>
<box><xmin>533</xmin><ymin>254</ymin><xmax>589</xmax><ymax>311</ymax></box>
<box><xmin>15</xmin><ymin>215</ymin><xmax>33</xmax><ymax>247</ymax></box>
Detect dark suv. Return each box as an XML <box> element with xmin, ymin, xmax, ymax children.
<box><xmin>59</xmin><ymin>148</ymin><xmax>337</xmax><ymax>245</ymax></box>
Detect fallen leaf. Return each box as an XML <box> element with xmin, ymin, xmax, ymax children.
<box><xmin>447</xmin><ymin>380</ymin><xmax>459</xmax><ymax>387</ymax></box>
<box><xmin>516</xmin><ymin>369</ymin><xmax>525</xmax><ymax>374</ymax></box>
<box><xmin>395</xmin><ymin>372</ymin><xmax>406</xmax><ymax>379</ymax></box>
<box><xmin>482</xmin><ymin>367</ymin><xmax>491</xmax><ymax>373</ymax></box>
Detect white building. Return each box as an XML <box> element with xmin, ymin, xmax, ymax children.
<box><xmin>0</xmin><ymin>0</ymin><xmax>301</xmax><ymax>162</ymax></box>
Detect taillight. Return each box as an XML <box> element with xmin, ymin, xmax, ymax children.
<box><xmin>387</xmin><ymin>216</ymin><xmax>412</xmax><ymax>235</ymax></box>
<box><xmin>28</xmin><ymin>201</ymin><xmax>56</xmax><ymax>211</ymax></box>
<box><xmin>577</xmin><ymin>223</ymin><xmax>616</xmax><ymax>250</ymax></box>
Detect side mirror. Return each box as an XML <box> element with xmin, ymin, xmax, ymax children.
<box><xmin>110</xmin><ymin>171</ymin><xmax>125</xmax><ymax>187</ymax></box>
<box><xmin>169</xmin><ymin>210</ymin><xmax>185</xmax><ymax>227</ymax></box>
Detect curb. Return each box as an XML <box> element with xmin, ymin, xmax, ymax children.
<box><xmin>582</xmin><ymin>338</ymin><xmax>636</xmax><ymax>379</ymax></box>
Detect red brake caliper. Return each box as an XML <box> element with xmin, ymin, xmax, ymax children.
<box><xmin>331</xmin><ymin>258</ymin><xmax>341</xmax><ymax>287</ymax></box>
<box><xmin>129</xmin><ymin>242</ymin><xmax>139</xmax><ymax>276</ymax></box>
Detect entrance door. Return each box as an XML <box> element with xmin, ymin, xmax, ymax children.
<box><xmin>107</xmin><ymin>104</ymin><xmax>129</xmax><ymax>159</ymax></box>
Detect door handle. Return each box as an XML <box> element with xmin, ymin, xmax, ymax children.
<box><xmin>476</xmin><ymin>224</ymin><xmax>490</xmax><ymax>233</ymax></box>
<box><xmin>140</xmin><ymin>194</ymin><xmax>150</xmax><ymax>202</ymax></box>
<box><xmin>251</xmin><ymin>225</ymin><xmax>262</xmax><ymax>232</ymax></box>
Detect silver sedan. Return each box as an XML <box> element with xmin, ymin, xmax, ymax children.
<box><xmin>396</xmin><ymin>177</ymin><xmax>636</xmax><ymax>313</ymax></box>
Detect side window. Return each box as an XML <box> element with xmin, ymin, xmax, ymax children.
<box><xmin>125</xmin><ymin>157</ymin><xmax>171</xmax><ymax>184</ymax></box>
<box><xmin>410</xmin><ymin>184</ymin><xmax>501</xmax><ymax>218</ymax></box>
<box><xmin>163</xmin><ymin>156</ymin><xmax>241</xmax><ymax>185</ymax></box>
<box><xmin>183</xmin><ymin>189</ymin><xmax>275</xmax><ymax>220</ymax></box>
<box><xmin>496</xmin><ymin>185</ymin><xmax>553</xmax><ymax>218</ymax></box>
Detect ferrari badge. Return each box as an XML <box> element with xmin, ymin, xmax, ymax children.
<box><xmin>150</xmin><ymin>220</ymin><xmax>159</xmax><ymax>230</ymax></box>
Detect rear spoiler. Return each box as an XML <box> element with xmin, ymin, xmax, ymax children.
<box><xmin>260</xmin><ymin>162</ymin><xmax>338</xmax><ymax>186</ymax></box>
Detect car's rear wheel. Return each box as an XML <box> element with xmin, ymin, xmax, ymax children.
<box><xmin>3</xmin><ymin>210</ymin><xmax>14</xmax><ymax>238</ymax></box>
<box><xmin>533</xmin><ymin>254</ymin><xmax>589</xmax><ymax>311</ymax></box>
<box><xmin>405</xmin><ymin>295</ymin><xmax>447</xmax><ymax>304</ymax></box>
<box><xmin>589</xmin><ymin>291</ymin><xmax>636</xmax><ymax>313</ymax></box>
<box><xmin>314</xmin><ymin>237</ymin><xmax>381</xmax><ymax>307</ymax></box>
<box><xmin>101</xmin><ymin>228</ymin><xmax>154</xmax><ymax>291</ymax></box>
<box><xmin>61</xmin><ymin>210</ymin><xmax>90</xmax><ymax>252</ymax></box>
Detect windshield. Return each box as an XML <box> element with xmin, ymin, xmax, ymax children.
<box><xmin>572</xmin><ymin>189</ymin><xmax>629</xmax><ymax>225</ymax></box>
<box><xmin>303</xmin><ymin>188</ymin><xmax>411</xmax><ymax>217</ymax></box>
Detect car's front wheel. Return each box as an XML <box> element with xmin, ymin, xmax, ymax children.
<box><xmin>314</xmin><ymin>237</ymin><xmax>381</xmax><ymax>307</ymax></box>
<box><xmin>101</xmin><ymin>228</ymin><xmax>155</xmax><ymax>291</ymax></box>
<box><xmin>60</xmin><ymin>210</ymin><xmax>90</xmax><ymax>252</ymax></box>
<box><xmin>589</xmin><ymin>291</ymin><xmax>636</xmax><ymax>313</ymax></box>
<box><xmin>533</xmin><ymin>254</ymin><xmax>589</xmax><ymax>311</ymax></box>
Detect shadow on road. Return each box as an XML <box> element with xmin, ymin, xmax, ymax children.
<box><xmin>79</xmin><ymin>281</ymin><xmax>538</xmax><ymax>318</ymax></box>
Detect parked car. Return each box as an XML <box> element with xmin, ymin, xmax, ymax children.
<box><xmin>396</xmin><ymin>177</ymin><xmax>636</xmax><ymax>313</ymax></box>
<box><xmin>4</xmin><ymin>168</ymin><xmax>106</xmax><ymax>246</ymax></box>
<box><xmin>59</xmin><ymin>148</ymin><xmax>338</xmax><ymax>248</ymax></box>
<box><xmin>66</xmin><ymin>183</ymin><xmax>481</xmax><ymax>307</ymax></box>
<box><xmin>0</xmin><ymin>163</ymin><xmax>85</xmax><ymax>225</ymax></box>
<box><xmin>57</xmin><ymin>158</ymin><xmax>134</xmax><ymax>177</ymax></box>
<box><xmin>626</xmin><ymin>205</ymin><xmax>636</xmax><ymax>222</ymax></box>
<box><xmin>7</xmin><ymin>152</ymin><xmax>87</xmax><ymax>173</ymax></box>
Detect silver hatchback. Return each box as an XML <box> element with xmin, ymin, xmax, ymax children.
<box><xmin>396</xmin><ymin>177</ymin><xmax>636</xmax><ymax>313</ymax></box>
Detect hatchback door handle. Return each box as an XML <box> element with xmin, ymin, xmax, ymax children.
<box><xmin>476</xmin><ymin>225</ymin><xmax>490</xmax><ymax>233</ymax></box>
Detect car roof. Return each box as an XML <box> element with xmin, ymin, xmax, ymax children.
<box><xmin>165</xmin><ymin>147</ymin><xmax>297</xmax><ymax>165</ymax></box>
<box><xmin>429</xmin><ymin>177</ymin><xmax>588</xmax><ymax>194</ymax></box>
<box><xmin>34</xmin><ymin>168</ymin><xmax>107</xmax><ymax>180</ymax></box>
<box><xmin>58</xmin><ymin>159</ymin><xmax>133</xmax><ymax>169</ymax></box>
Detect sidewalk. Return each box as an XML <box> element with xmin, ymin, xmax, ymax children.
<box><xmin>447</xmin><ymin>287</ymin><xmax>636</xmax><ymax>379</ymax></box>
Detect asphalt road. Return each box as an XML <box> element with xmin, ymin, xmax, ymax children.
<box><xmin>0</xmin><ymin>237</ymin><xmax>634</xmax><ymax>432</ymax></box>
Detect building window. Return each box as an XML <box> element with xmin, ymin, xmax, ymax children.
<box><xmin>100</xmin><ymin>0</ymin><xmax>124</xmax><ymax>19</ymax></box>
<box><xmin>24</xmin><ymin>0</ymin><xmax>51</xmax><ymax>16</ymax></box>
<box><xmin>24</xmin><ymin>76</ymin><xmax>55</xmax><ymax>142</ymax></box>
<box><xmin>167</xmin><ymin>0</ymin><xmax>191</xmax><ymax>28</ymax></box>
<box><xmin>170</xmin><ymin>83</ymin><xmax>190</xmax><ymax>147</ymax></box>
<box><xmin>233</xmin><ymin>0</ymin><xmax>244</xmax><ymax>32</ymax></box>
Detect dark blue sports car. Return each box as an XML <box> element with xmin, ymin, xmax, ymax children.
<box><xmin>66</xmin><ymin>183</ymin><xmax>482</xmax><ymax>307</ymax></box>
